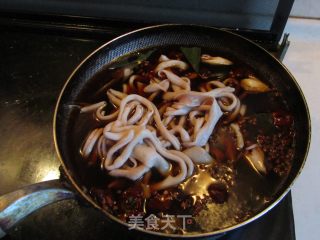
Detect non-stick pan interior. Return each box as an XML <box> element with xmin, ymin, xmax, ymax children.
<box><xmin>54</xmin><ymin>25</ymin><xmax>310</xmax><ymax>236</ymax></box>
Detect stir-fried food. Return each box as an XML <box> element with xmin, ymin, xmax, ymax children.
<box><xmin>76</xmin><ymin>48</ymin><xmax>295</xmax><ymax>233</ymax></box>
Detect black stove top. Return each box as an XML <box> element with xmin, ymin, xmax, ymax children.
<box><xmin>0</xmin><ymin>25</ymin><xmax>294</xmax><ymax>240</ymax></box>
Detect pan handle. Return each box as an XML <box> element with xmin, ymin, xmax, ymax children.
<box><xmin>0</xmin><ymin>180</ymin><xmax>75</xmax><ymax>238</ymax></box>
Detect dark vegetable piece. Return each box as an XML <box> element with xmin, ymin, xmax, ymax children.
<box><xmin>255</xmin><ymin>113</ymin><xmax>275</xmax><ymax>132</ymax></box>
<box><xmin>198</xmin><ymin>64</ymin><xmax>230</xmax><ymax>81</ymax></box>
<box><xmin>238</xmin><ymin>113</ymin><xmax>275</xmax><ymax>142</ymax></box>
<box><xmin>200</xmin><ymin>71</ymin><xmax>229</xmax><ymax>81</ymax></box>
<box><xmin>110</xmin><ymin>49</ymin><xmax>156</xmax><ymax>69</ymax></box>
<box><xmin>180</xmin><ymin>47</ymin><xmax>201</xmax><ymax>72</ymax></box>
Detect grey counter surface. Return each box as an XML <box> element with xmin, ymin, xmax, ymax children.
<box><xmin>283</xmin><ymin>17</ymin><xmax>320</xmax><ymax>240</ymax></box>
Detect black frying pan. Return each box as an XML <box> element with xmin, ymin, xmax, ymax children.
<box><xmin>0</xmin><ymin>25</ymin><xmax>311</xmax><ymax>239</ymax></box>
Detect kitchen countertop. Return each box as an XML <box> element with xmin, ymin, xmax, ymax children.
<box><xmin>283</xmin><ymin>17</ymin><xmax>320</xmax><ymax>240</ymax></box>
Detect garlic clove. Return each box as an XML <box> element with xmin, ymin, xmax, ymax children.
<box><xmin>240</xmin><ymin>77</ymin><xmax>270</xmax><ymax>93</ymax></box>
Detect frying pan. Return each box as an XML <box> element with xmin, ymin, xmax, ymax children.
<box><xmin>0</xmin><ymin>24</ymin><xmax>311</xmax><ymax>239</ymax></box>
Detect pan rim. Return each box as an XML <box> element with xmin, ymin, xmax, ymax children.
<box><xmin>53</xmin><ymin>23</ymin><xmax>311</xmax><ymax>238</ymax></box>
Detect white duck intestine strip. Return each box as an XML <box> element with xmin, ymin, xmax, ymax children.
<box><xmin>80</xmin><ymin>54</ymin><xmax>241</xmax><ymax>190</ymax></box>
